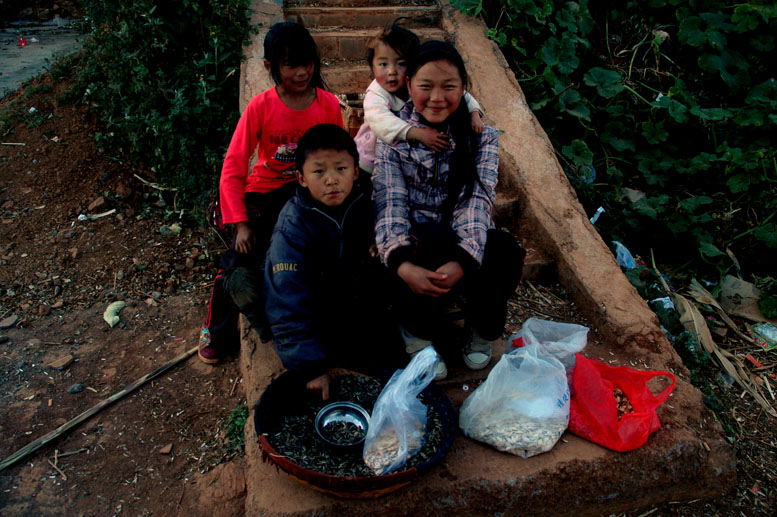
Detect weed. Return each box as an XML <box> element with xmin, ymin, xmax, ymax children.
<box><xmin>224</xmin><ymin>403</ymin><xmax>248</xmax><ymax>456</ymax></box>
<box><xmin>453</xmin><ymin>0</ymin><xmax>777</xmax><ymax>279</ymax></box>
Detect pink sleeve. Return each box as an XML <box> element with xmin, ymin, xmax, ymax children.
<box><xmin>219</xmin><ymin>98</ymin><xmax>262</xmax><ymax>224</ymax></box>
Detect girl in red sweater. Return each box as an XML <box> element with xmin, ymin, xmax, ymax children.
<box><xmin>200</xmin><ymin>22</ymin><xmax>344</xmax><ymax>364</ymax></box>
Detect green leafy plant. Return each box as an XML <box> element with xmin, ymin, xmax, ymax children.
<box><xmin>72</xmin><ymin>0</ymin><xmax>254</xmax><ymax>223</ymax></box>
<box><xmin>452</xmin><ymin>0</ymin><xmax>777</xmax><ymax>280</ymax></box>
<box><xmin>224</xmin><ymin>403</ymin><xmax>248</xmax><ymax>456</ymax></box>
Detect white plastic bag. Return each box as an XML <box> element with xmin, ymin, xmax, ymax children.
<box><xmin>363</xmin><ymin>346</ymin><xmax>439</xmax><ymax>474</ymax></box>
<box><xmin>460</xmin><ymin>318</ymin><xmax>589</xmax><ymax>457</ymax></box>
<box><xmin>510</xmin><ymin>317</ymin><xmax>589</xmax><ymax>371</ymax></box>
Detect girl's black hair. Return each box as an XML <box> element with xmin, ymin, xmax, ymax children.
<box><xmin>295</xmin><ymin>124</ymin><xmax>359</xmax><ymax>173</ymax></box>
<box><xmin>407</xmin><ymin>40</ymin><xmax>482</xmax><ymax>220</ymax></box>
<box><xmin>264</xmin><ymin>22</ymin><xmax>326</xmax><ymax>90</ymax></box>
<box><xmin>366</xmin><ymin>21</ymin><xmax>421</xmax><ymax>66</ymax></box>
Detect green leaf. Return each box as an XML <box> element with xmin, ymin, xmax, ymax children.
<box><xmin>653</xmin><ymin>94</ymin><xmax>688</xmax><ymax>123</ymax></box>
<box><xmin>690</xmin><ymin>106</ymin><xmax>733</xmax><ymax>121</ymax></box>
<box><xmin>641</xmin><ymin>120</ymin><xmax>669</xmax><ymax>144</ymax></box>
<box><xmin>699</xmin><ymin>240</ymin><xmax>726</xmax><ymax>258</ymax></box>
<box><xmin>449</xmin><ymin>0</ymin><xmax>482</xmax><ymax>16</ymax></box>
<box><xmin>583</xmin><ymin>67</ymin><xmax>624</xmax><ymax>98</ymax></box>
<box><xmin>680</xmin><ymin>196</ymin><xmax>714</xmax><ymax>213</ymax></box>
<box><xmin>562</xmin><ymin>139</ymin><xmax>594</xmax><ymax>167</ymax></box>
<box><xmin>726</xmin><ymin>174</ymin><xmax>751</xmax><ymax>193</ymax></box>
<box><xmin>678</xmin><ymin>16</ymin><xmax>706</xmax><ymax>47</ymax></box>
<box><xmin>698</xmin><ymin>50</ymin><xmax>750</xmax><ymax>88</ymax></box>
<box><xmin>559</xmin><ymin>89</ymin><xmax>590</xmax><ymax>120</ymax></box>
<box><xmin>606</xmin><ymin>135</ymin><xmax>636</xmax><ymax>152</ymax></box>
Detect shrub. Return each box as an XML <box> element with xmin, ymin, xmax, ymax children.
<box><xmin>73</xmin><ymin>0</ymin><xmax>254</xmax><ymax>220</ymax></box>
<box><xmin>452</xmin><ymin>0</ymin><xmax>777</xmax><ymax>279</ymax></box>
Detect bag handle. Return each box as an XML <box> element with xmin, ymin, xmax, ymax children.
<box><xmin>632</xmin><ymin>369</ymin><xmax>676</xmax><ymax>408</ymax></box>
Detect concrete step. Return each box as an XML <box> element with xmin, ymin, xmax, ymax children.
<box><xmin>312</xmin><ymin>27</ymin><xmax>447</xmax><ymax>61</ymax></box>
<box><xmin>287</xmin><ymin>5</ymin><xmax>442</xmax><ymax>29</ymax></box>
<box><xmin>322</xmin><ymin>62</ymin><xmax>371</xmax><ymax>95</ymax></box>
<box><xmin>285</xmin><ymin>0</ymin><xmax>438</xmax><ymax>7</ymax></box>
<box><xmin>238</xmin><ymin>1</ymin><xmax>735</xmax><ymax>514</ymax></box>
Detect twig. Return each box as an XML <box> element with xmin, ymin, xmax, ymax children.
<box><xmin>55</xmin><ymin>448</ymin><xmax>88</xmax><ymax>458</ymax></box>
<box><xmin>0</xmin><ymin>346</ymin><xmax>198</xmax><ymax>472</ymax></box>
<box><xmin>1</xmin><ymin>142</ymin><xmax>26</xmax><ymax>146</ymax></box>
<box><xmin>229</xmin><ymin>376</ymin><xmax>240</xmax><ymax>397</ymax></box>
<box><xmin>47</xmin><ymin>458</ymin><xmax>67</xmax><ymax>480</ymax></box>
<box><xmin>527</xmin><ymin>281</ymin><xmax>554</xmax><ymax>306</ymax></box>
<box><xmin>133</xmin><ymin>173</ymin><xmax>178</xmax><ymax>192</ymax></box>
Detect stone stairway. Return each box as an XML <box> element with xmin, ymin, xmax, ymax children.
<box><xmin>234</xmin><ymin>1</ymin><xmax>736</xmax><ymax>515</ymax></box>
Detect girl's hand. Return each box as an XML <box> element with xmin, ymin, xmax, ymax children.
<box><xmin>470</xmin><ymin>111</ymin><xmax>485</xmax><ymax>134</ymax></box>
<box><xmin>307</xmin><ymin>374</ymin><xmax>330</xmax><ymax>401</ymax></box>
<box><xmin>398</xmin><ymin>261</ymin><xmax>450</xmax><ymax>298</ymax></box>
<box><xmin>433</xmin><ymin>261</ymin><xmax>464</xmax><ymax>289</ymax></box>
<box><xmin>408</xmin><ymin>127</ymin><xmax>450</xmax><ymax>152</ymax></box>
<box><xmin>234</xmin><ymin>222</ymin><xmax>254</xmax><ymax>255</ymax></box>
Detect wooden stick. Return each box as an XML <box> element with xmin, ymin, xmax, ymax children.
<box><xmin>229</xmin><ymin>376</ymin><xmax>240</xmax><ymax>397</ymax></box>
<box><xmin>1</xmin><ymin>142</ymin><xmax>26</xmax><ymax>146</ymax></box>
<box><xmin>0</xmin><ymin>346</ymin><xmax>197</xmax><ymax>472</ymax></box>
<box><xmin>47</xmin><ymin>459</ymin><xmax>67</xmax><ymax>480</ymax></box>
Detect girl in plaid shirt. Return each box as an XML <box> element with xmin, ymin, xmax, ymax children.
<box><xmin>372</xmin><ymin>41</ymin><xmax>525</xmax><ymax>380</ymax></box>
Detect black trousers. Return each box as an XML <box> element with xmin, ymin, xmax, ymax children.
<box><xmin>204</xmin><ymin>182</ymin><xmax>297</xmax><ymax>348</ymax></box>
<box><xmin>395</xmin><ymin>222</ymin><xmax>525</xmax><ymax>343</ymax></box>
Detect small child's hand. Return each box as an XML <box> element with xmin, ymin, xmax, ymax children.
<box><xmin>470</xmin><ymin>111</ymin><xmax>484</xmax><ymax>134</ymax></box>
<box><xmin>307</xmin><ymin>374</ymin><xmax>330</xmax><ymax>401</ymax></box>
<box><xmin>408</xmin><ymin>127</ymin><xmax>450</xmax><ymax>152</ymax></box>
<box><xmin>234</xmin><ymin>222</ymin><xmax>254</xmax><ymax>255</ymax></box>
<box><xmin>369</xmin><ymin>244</ymin><xmax>379</xmax><ymax>258</ymax></box>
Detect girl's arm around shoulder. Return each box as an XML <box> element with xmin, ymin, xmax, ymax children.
<box><xmin>362</xmin><ymin>83</ymin><xmax>412</xmax><ymax>144</ymax></box>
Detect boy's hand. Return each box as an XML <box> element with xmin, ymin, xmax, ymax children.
<box><xmin>234</xmin><ymin>222</ymin><xmax>254</xmax><ymax>255</ymax></box>
<box><xmin>432</xmin><ymin>261</ymin><xmax>464</xmax><ymax>289</ymax></box>
<box><xmin>408</xmin><ymin>127</ymin><xmax>450</xmax><ymax>152</ymax></box>
<box><xmin>470</xmin><ymin>111</ymin><xmax>484</xmax><ymax>134</ymax></box>
<box><xmin>397</xmin><ymin>261</ymin><xmax>450</xmax><ymax>298</ymax></box>
<box><xmin>307</xmin><ymin>374</ymin><xmax>330</xmax><ymax>401</ymax></box>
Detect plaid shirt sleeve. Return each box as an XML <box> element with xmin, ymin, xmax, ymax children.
<box><xmin>451</xmin><ymin>126</ymin><xmax>499</xmax><ymax>264</ymax></box>
<box><xmin>372</xmin><ymin>140</ymin><xmax>413</xmax><ymax>266</ymax></box>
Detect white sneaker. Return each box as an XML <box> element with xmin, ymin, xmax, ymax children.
<box><xmin>401</xmin><ymin>326</ymin><xmax>447</xmax><ymax>381</ymax></box>
<box><xmin>463</xmin><ymin>328</ymin><xmax>493</xmax><ymax>370</ymax></box>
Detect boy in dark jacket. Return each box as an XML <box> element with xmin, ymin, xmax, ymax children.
<box><xmin>264</xmin><ymin>124</ymin><xmax>396</xmax><ymax>400</ymax></box>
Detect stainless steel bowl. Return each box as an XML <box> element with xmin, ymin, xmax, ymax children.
<box><xmin>314</xmin><ymin>401</ymin><xmax>370</xmax><ymax>448</ymax></box>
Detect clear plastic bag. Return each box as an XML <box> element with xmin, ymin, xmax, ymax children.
<box><xmin>363</xmin><ymin>346</ymin><xmax>439</xmax><ymax>474</ymax></box>
<box><xmin>459</xmin><ymin>343</ymin><xmax>569</xmax><ymax>457</ymax></box>
<box><xmin>460</xmin><ymin>318</ymin><xmax>589</xmax><ymax>457</ymax></box>
<box><xmin>508</xmin><ymin>318</ymin><xmax>589</xmax><ymax>372</ymax></box>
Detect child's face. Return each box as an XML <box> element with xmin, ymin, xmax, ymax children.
<box><xmin>274</xmin><ymin>51</ymin><xmax>314</xmax><ymax>94</ymax></box>
<box><xmin>298</xmin><ymin>149</ymin><xmax>359</xmax><ymax>207</ymax></box>
<box><xmin>408</xmin><ymin>59</ymin><xmax>464</xmax><ymax>125</ymax></box>
<box><xmin>371</xmin><ymin>42</ymin><xmax>408</xmax><ymax>94</ymax></box>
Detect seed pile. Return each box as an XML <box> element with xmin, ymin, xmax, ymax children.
<box><xmin>266</xmin><ymin>375</ymin><xmax>444</xmax><ymax>476</ymax></box>
<box><xmin>320</xmin><ymin>420</ymin><xmax>366</xmax><ymax>445</ymax></box>
<box><xmin>462</xmin><ymin>415</ymin><xmax>566</xmax><ymax>458</ymax></box>
<box><xmin>613</xmin><ymin>388</ymin><xmax>633</xmax><ymax>420</ymax></box>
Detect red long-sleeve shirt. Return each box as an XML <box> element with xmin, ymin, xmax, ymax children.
<box><xmin>219</xmin><ymin>87</ymin><xmax>343</xmax><ymax>224</ymax></box>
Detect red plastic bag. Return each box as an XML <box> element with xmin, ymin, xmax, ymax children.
<box><xmin>568</xmin><ymin>354</ymin><xmax>675</xmax><ymax>452</ymax></box>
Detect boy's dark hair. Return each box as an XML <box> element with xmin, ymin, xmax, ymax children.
<box><xmin>366</xmin><ymin>21</ymin><xmax>421</xmax><ymax>67</ymax></box>
<box><xmin>407</xmin><ymin>40</ymin><xmax>481</xmax><ymax>220</ymax></box>
<box><xmin>295</xmin><ymin>124</ymin><xmax>359</xmax><ymax>173</ymax></box>
<box><xmin>264</xmin><ymin>22</ymin><xmax>325</xmax><ymax>90</ymax></box>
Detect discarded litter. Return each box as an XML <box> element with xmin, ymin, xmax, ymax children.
<box><xmin>103</xmin><ymin>301</ymin><xmax>126</xmax><ymax>328</ymax></box>
<box><xmin>749</xmin><ymin>323</ymin><xmax>777</xmax><ymax>351</ymax></box>
<box><xmin>589</xmin><ymin>206</ymin><xmax>605</xmax><ymax>224</ymax></box>
<box><xmin>612</xmin><ymin>241</ymin><xmax>636</xmax><ymax>269</ymax></box>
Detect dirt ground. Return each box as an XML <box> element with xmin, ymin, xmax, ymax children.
<box><xmin>0</xmin><ymin>33</ymin><xmax>775</xmax><ymax>517</ymax></box>
<box><xmin>0</xmin><ymin>66</ymin><xmax>245</xmax><ymax>515</ymax></box>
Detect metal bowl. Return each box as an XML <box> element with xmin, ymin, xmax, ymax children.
<box><xmin>315</xmin><ymin>401</ymin><xmax>370</xmax><ymax>448</ymax></box>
